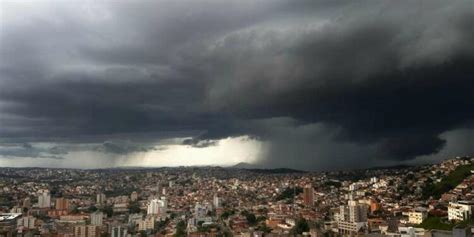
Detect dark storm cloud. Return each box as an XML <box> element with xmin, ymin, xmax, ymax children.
<box><xmin>1</xmin><ymin>0</ymin><xmax>474</xmax><ymax>169</ymax></box>
<box><xmin>96</xmin><ymin>141</ymin><xmax>155</xmax><ymax>154</ymax></box>
<box><xmin>0</xmin><ymin>143</ymin><xmax>63</xmax><ymax>159</ymax></box>
<box><xmin>182</xmin><ymin>138</ymin><xmax>218</xmax><ymax>148</ymax></box>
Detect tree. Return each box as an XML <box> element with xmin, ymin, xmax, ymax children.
<box><xmin>129</xmin><ymin>202</ymin><xmax>141</xmax><ymax>214</ymax></box>
<box><xmin>221</xmin><ymin>209</ymin><xmax>235</xmax><ymax>220</ymax></box>
<box><xmin>88</xmin><ymin>205</ymin><xmax>98</xmax><ymax>213</ymax></box>
<box><xmin>291</xmin><ymin>218</ymin><xmax>309</xmax><ymax>235</ymax></box>
<box><xmin>256</xmin><ymin>223</ymin><xmax>272</xmax><ymax>233</ymax></box>
<box><xmin>245</xmin><ymin>213</ymin><xmax>257</xmax><ymax>226</ymax></box>
<box><xmin>71</xmin><ymin>206</ymin><xmax>80</xmax><ymax>214</ymax></box>
<box><xmin>101</xmin><ymin>205</ymin><xmax>113</xmax><ymax>217</ymax></box>
<box><xmin>257</xmin><ymin>216</ymin><xmax>267</xmax><ymax>223</ymax></box>
<box><xmin>174</xmin><ymin>220</ymin><xmax>186</xmax><ymax>237</ymax></box>
<box><xmin>276</xmin><ymin>187</ymin><xmax>303</xmax><ymax>201</ymax></box>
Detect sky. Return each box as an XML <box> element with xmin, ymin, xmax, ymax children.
<box><xmin>0</xmin><ymin>0</ymin><xmax>473</xmax><ymax>170</ymax></box>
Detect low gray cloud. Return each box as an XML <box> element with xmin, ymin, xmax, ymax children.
<box><xmin>95</xmin><ymin>140</ymin><xmax>155</xmax><ymax>154</ymax></box>
<box><xmin>0</xmin><ymin>143</ymin><xmax>64</xmax><ymax>159</ymax></box>
<box><xmin>182</xmin><ymin>138</ymin><xmax>218</xmax><ymax>148</ymax></box>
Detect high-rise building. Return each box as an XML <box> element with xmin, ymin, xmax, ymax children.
<box><xmin>96</xmin><ymin>193</ymin><xmax>106</xmax><ymax>205</ymax></box>
<box><xmin>303</xmin><ymin>185</ymin><xmax>314</xmax><ymax>206</ymax></box>
<box><xmin>194</xmin><ymin>203</ymin><xmax>208</xmax><ymax>218</ymax></box>
<box><xmin>111</xmin><ymin>225</ymin><xmax>127</xmax><ymax>237</ymax></box>
<box><xmin>147</xmin><ymin>197</ymin><xmax>167</xmax><ymax>216</ymax></box>
<box><xmin>213</xmin><ymin>195</ymin><xmax>221</xmax><ymax>209</ymax></box>
<box><xmin>338</xmin><ymin>200</ymin><xmax>368</xmax><ymax>235</ymax></box>
<box><xmin>74</xmin><ymin>225</ymin><xmax>100</xmax><ymax>237</ymax></box>
<box><xmin>37</xmin><ymin>189</ymin><xmax>51</xmax><ymax>208</ymax></box>
<box><xmin>138</xmin><ymin>216</ymin><xmax>155</xmax><ymax>231</ymax></box>
<box><xmin>17</xmin><ymin>216</ymin><xmax>36</xmax><ymax>229</ymax></box>
<box><xmin>10</xmin><ymin>207</ymin><xmax>22</xmax><ymax>213</ymax></box>
<box><xmin>448</xmin><ymin>201</ymin><xmax>473</xmax><ymax>221</ymax></box>
<box><xmin>147</xmin><ymin>199</ymin><xmax>159</xmax><ymax>215</ymax></box>
<box><xmin>22</xmin><ymin>198</ymin><xmax>31</xmax><ymax>208</ymax></box>
<box><xmin>55</xmin><ymin>197</ymin><xmax>69</xmax><ymax>210</ymax></box>
<box><xmin>90</xmin><ymin>212</ymin><xmax>104</xmax><ymax>226</ymax></box>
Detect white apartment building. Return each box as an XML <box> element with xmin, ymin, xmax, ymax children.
<box><xmin>111</xmin><ymin>226</ymin><xmax>127</xmax><ymax>237</ymax></box>
<box><xmin>17</xmin><ymin>216</ymin><xmax>36</xmax><ymax>229</ymax></box>
<box><xmin>96</xmin><ymin>193</ymin><xmax>106</xmax><ymax>205</ymax></box>
<box><xmin>147</xmin><ymin>197</ymin><xmax>167</xmax><ymax>215</ymax></box>
<box><xmin>90</xmin><ymin>212</ymin><xmax>103</xmax><ymax>226</ymax></box>
<box><xmin>37</xmin><ymin>189</ymin><xmax>51</xmax><ymax>208</ymax></box>
<box><xmin>338</xmin><ymin>200</ymin><xmax>368</xmax><ymax>235</ymax></box>
<box><xmin>448</xmin><ymin>201</ymin><xmax>473</xmax><ymax>221</ymax></box>
<box><xmin>408</xmin><ymin>210</ymin><xmax>427</xmax><ymax>224</ymax></box>
<box><xmin>138</xmin><ymin>216</ymin><xmax>156</xmax><ymax>231</ymax></box>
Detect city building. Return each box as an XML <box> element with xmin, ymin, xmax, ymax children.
<box><xmin>337</xmin><ymin>200</ymin><xmax>368</xmax><ymax>235</ymax></box>
<box><xmin>138</xmin><ymin>216</ymin><xmax>156</xmax><ymax>231</ymax></box>
<box><xmin>303</xmin><ymin>185</ymin><xmax>314</xmax><ymax>206</ymax></box>
<box><xmin>90</xmin><ymin>212</ymin><xmax>104</xmax><ymax>226</ymax></box>
<box><xmin>74</xmin><ymin>225</ymin><xmax>100</xmax><ymax>237</ymax></box>
<box><xmin>453</xmin><ymin>225</ymin><xmax>472</xmax><ymax>237</ymax></box>
<box><xmin>111</xmin><ymin>225</ymin><xmax>127</xmax><ymax>237</ymax></box>
<box><xmin>56</xmin><ymin>197</ymin><xmax>70</xmax><ymax>210</ymax></box>
<box><xmin>96</xmin><ymin>193</ymin><xmax>106</xmax><ymax>205</ymax></box>
<box><xmin>16</xmin><ymin>216</ymin><xmax>36</xmax><ymax>229</ymax></box>
<box><xmin>147</xmin><ymin>197</ymin><xmax>167</xmax><ymax>216</ymax></box>
<box><xmin>448</xmin><ymin>201</ymin><xmax>473</xmax><ymax>221</ymax></box>
<box><xmin>37</xmin><ymin>189</ymin><xmax>51</xmax><ymax>208</ymax></box>
<box><xmin>0</xmin><ymin>213</ymin><xmax>22</xmax><ymax>237</ymax></box>
<box><xmin>408</xmin><ymin>210</ymin><xmax>427</xmax><ymax>225</ymax></box>
<box><xmin>213</xmin><ymin>194</ymin><xmax>221</xmax><ymax>209</ymax></box>
<box><xmin>22</xmin><ymin>198</ymin><xmax>31</xmax><ymax>209</ymax></box>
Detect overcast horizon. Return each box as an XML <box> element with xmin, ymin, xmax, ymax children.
<box><xmin>1</xmin><ymin>0</ymin><xmax>473</xmax><ymax>171</ymax></box>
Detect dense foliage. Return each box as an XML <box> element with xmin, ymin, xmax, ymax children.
<box><xmin>423</xmin><ymin>164</ymin><xmax>474</xmax><ymax>199</ymax></box>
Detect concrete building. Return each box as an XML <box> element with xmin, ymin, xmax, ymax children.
<box><xmin>448</xmin><ymin>201</ymin><xmax>473</xmax><ymax>221</ymax></box>
<box><xmin>56</xmin><ymin>197</ymin><xmax>70</xmax><ymax>210</ymax></box>
<box><xmin>111</xmin><ymin>225</ymin><xmax>127</xmax><ymax>237</ymax></box>
<box><xmin>37</xmin><ymin>189</ymin><xmax>51</xmax><ymax>208</ymax></box>
<box><xmin>213</xmin><ymin>195</ymin><xmax>221</xmax><ymax>209</ymax></box>
<box><xmin>303</xmin><ymin>185</ymin><xmax>314</xmax><ymax>207</ymax></box>
<box><xmin>0</xmin><ymin>213</ymin><xmax>22</xmax><ymax>237</ymax></box>
<box><xmin>22</xmin><ymin>198</ymin><xmax>31</xmax><ymax>209</ymax></box>
<box><xmin>337</xmin><ymin>200</ymin><xmax>368</xmax><ymax>235</ymax></box>
<box><xmin>137</xmin><ymin>216</ymin><xmax>155</xmax><ymax>231</ymax></box>
<box><xmin>16</xmin><ymin>216</ymin><xmax>36</xmax><ymax>229</ymax></box>
<box><xmin>90</xmin><ymin>212</ymin><xmax>103</xmax><ymax>226</ymax></box>
<box><xmin>398</xmin><ymin>227</ymin><xmax>425</xmax><ymax>237</ymax></box>
<box><xmin>408</xmin><ymin>210</ymin><xmax>427</xmax><ymax>224</ymax></box>
<box><xmin>96</xmin><ymin>193</ymin><xmax>106</xmax><ymax>205</ymax></box>
<box><xmin>73</xmin><ymin>225</ymin><xmax>100</xmax><ymax>237</ymax></box>
<box><xmin>147</xmin><ymin>197</ymin><xmax>167</xmax><ymax>216</ymax></box>
<box><xmin>453</xmin><ymin>225</ymin><xmax>471</xmax><ymax>237</ymax></box>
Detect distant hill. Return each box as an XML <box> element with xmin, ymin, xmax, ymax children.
<box><xmin>230</xmin><ymin>162</ymin><xmax>306</xmax><ymax>174</ymax></box>
<box><xmin>367</xmin><ymin>164</ymin><xmax>413</xmax><ymax>170</ymax></box>
<box><xmin>231</xmin><ymin>162</ymin><xmax>260</xmax><ymax>169</ymax></box>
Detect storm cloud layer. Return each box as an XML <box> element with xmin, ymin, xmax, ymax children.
<box><xmin>1</xmin><ymin>0</ymin><xmax>473</xmax><ymax>170</ymax></box>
